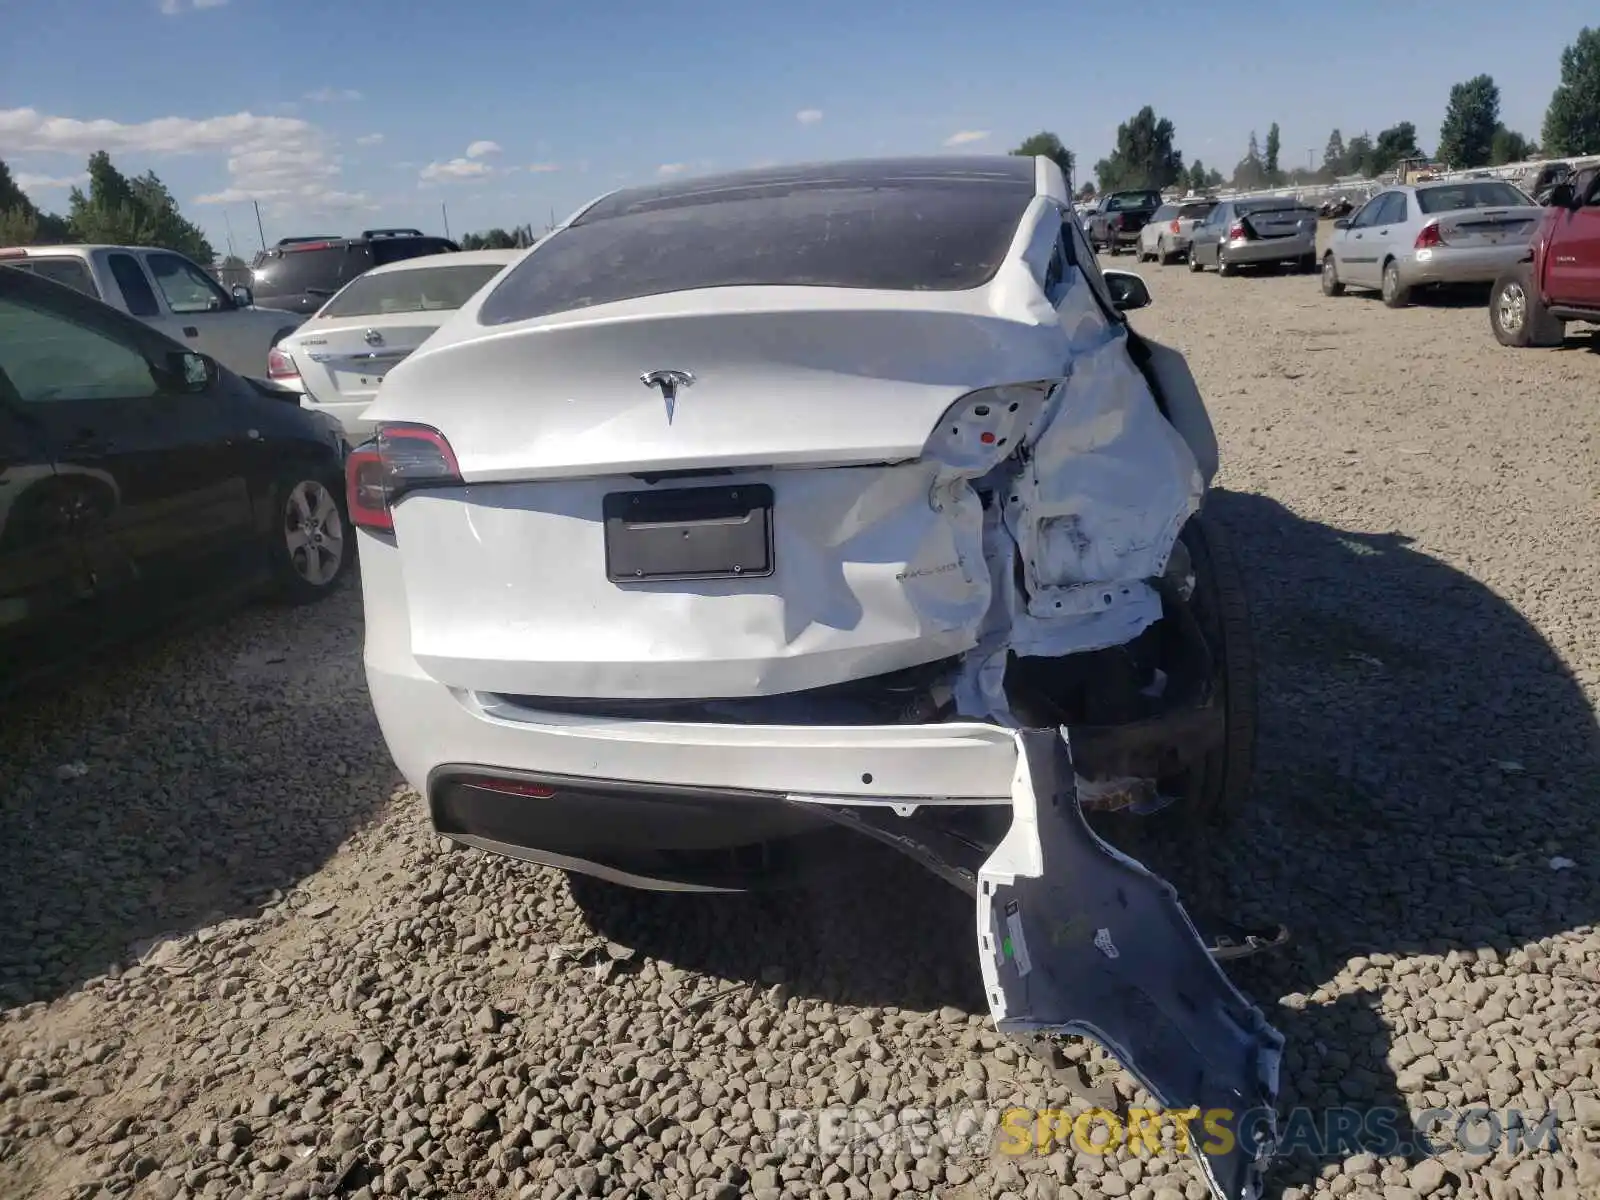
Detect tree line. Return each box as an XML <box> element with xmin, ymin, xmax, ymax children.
<box><xmin>1</xmin><ymin>151</ymin><xmax>214</xmax><ymax>262</ymax></box>
<box><xmin>1013</xmin><ymin>24</ymin><xmax>1598</xmax><ymax>194</ymax></box>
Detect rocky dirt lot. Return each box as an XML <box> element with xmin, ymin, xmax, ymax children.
<box><xmin>2</xmin><ymin>262</ymin><xmax>1599</xmax><ymax>1200</ymax></box>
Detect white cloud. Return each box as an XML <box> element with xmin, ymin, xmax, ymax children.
<box><xmin>943</xmin><ymin>130</ymin><xmax>991</xmax><ymax>147</ymax></box>
<box><xmin>795</xmin><ymin>109</ymin><xmax>823</xmax><ymax>125</ymax></box>
<box><xmin>420</xmin><ymin>157</ymin><xmax>492</xmax><ymax>182</ymax></box>
<box><xmin>465</xmin><ymin>140</ymin><xmax>502</xmax><ymax>159</ymax></box>
<box><xmin>160</xmin><ymin>0</ymin><xmax>228</xmax><ymax>13</ymax></box>
<box><xmin>0</xmin><ymin>106</ymin><xmax>375</xmax><ymax>214</ymax></box>
<box><xmin>657</xmin><ymin>163</ymin><xmax>689</xmax><ymax>176</ymax></box>
<box><xmin>355</xmin><ymin>133</ymin><xmax>384</xmax><ymax>146</ymax></box>
<box><xmin>14</xmin><ymin>171</ymin><xmax>88</xmax><ymax>191</ymax></box>
<box><xmin>525</xmin><ymin>162</ymin><xmax>561</xmax><ymax>173</ymax></box>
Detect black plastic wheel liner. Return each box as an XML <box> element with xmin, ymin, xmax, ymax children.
<box><xmin>976</xmin><ymin>728</ymin><xmax>1284</xmax><ymax>1200</ymax></box>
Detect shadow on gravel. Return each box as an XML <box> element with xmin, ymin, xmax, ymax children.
<box><xmin>575</xmin><ymin>488</ymin><xmax>1600</xmax><ymax>1194</ymax></box>
<box><xmin>0</xmin><ymin>587</ymin><xmax>399</xmax><ymax>1011</ymax></box>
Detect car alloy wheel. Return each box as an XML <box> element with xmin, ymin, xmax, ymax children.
<box><xmin>1496</xmin><ymin>279</ymin><xmax>1527</xmax><ymax>336</ymax></box>
<box><xmin>1321</xmin><ymin>255</ymin><xmax>1344</xmax><ymax>296</ymax></box>
<box><xmin>1381</xmin><ymin>261</ymin><xmax>1409</xmax><ymax>308</ymax></box>
<box><xmin>284</xmin><ymin>478</ymin><xmax>345</xmax><ymax>587</ymax></box>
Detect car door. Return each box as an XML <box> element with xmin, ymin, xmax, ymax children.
<box><xmin>1366</xmin><ymin>191</ymin><xmax>1411</xmax><ymax>275</ymax></box>
<box><xmin>1552</xmin><ymin>170</ymin><xmax>1600</xmax><ymax>306</ymax></box>
<box><xmin>0</xmin><ymin>272</ymin><xmax>261</xmax><ymax>638</ymax></box>
<box><xmin>0</xmin><ymin>391</ymin><xmax>99</xmax><ymax>686</ymax></box>
<box><xmin>1340</xmin><ymin>194</ymin><xmax>1390</xmax><ymax>286</ymax></box>
<box><xmin>142</xmin><ymin>250</ymin><xmax>266</xmax><ymax>377</ymax></box>
<box><xmin>1193</xmin><ymin>204</ymin><xmax>1226</xmax><ymax>265</ymax></box>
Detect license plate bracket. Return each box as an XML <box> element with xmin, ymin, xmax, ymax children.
<box><xmin>603</xmin><ymin>484</ymin><xmax>774</xmax><ymax>582</ymax></box>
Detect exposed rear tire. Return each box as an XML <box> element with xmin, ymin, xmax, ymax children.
<box><xmin>1158</xmin><ymin>238</ymin><xmax>1176</xmax><ymax>266</ymax></box>
<box><xmin>1320</xmin><ymin>253</ymin><xmax>1345</xmax><ymax>296</ymax></box>
<box><xmin>1188</xmin><ymin>251</ymin><xmax>1204</xmax><ymax>273</ymax></box>
<box><xmin>1381</xmin><ymin>260</ymin><xmax>1410</xmax><ymax>308</ymax></box>
<box><xmin>1217</xmin><ymin>252</ymin><xmax>1235</xmax><ymax>277</ymax></box>
<box><xmin>1181</xmin><ymin>512</ymin><xmax>1256</xmax><ymax>827</ymax></box>
<box><xmin>1489</xmin><ymin>269</ymin><xmax>1566</xmax><ymax>347</ymax></box>
<box><xmin>1297</xmin><ymin>253</ymin><xmax>1318</xmax><ymax>274</ymax></box>
<box><xmin>268</xmin><ymin>471</ymin><xmax>350</xmax><ymax>605</ymax></box>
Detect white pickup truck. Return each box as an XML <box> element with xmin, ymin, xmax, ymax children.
<box><xmin>0</xmin><ymin>244</ymin><xmax>303</xmax><ymax>379</ymax></box>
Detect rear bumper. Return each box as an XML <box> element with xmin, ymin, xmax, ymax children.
<box><xmin>300</xmin><ymin>396</ymin><xmax>375</xmax><ymax>443</ymax></box>
<box><xmin>1398</xmin><ymin>244</ymin><xmax>1530</xmax><ymax>287</ymax></box>
<box><xmin>1224</xmin><ymin>234</ymin><xmax>1316</xmax><ymax>264</ymax></box>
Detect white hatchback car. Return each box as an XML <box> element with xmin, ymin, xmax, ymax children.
<box><xmin>268</xmin><ymin>249</ymin><xmax>523</xmax><ymax>440</ymax></box>
<box><xmin>346</xmin><ymin>157</ymin><xmax>1283</xmax><ymax>1200</ymax></box>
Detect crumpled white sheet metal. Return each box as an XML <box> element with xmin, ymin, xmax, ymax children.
<box><xmin>938</xmin><ymin>272</ymin><xmax>1204</xmax><ymax>725</ymax></box>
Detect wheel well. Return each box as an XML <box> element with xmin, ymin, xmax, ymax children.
<box><xmin>270</xmin><ymin>326</ymin><xmax>297</xmax><ymax>346</ymax></box>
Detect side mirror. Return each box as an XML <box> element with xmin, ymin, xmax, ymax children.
<box><xmin>1102</xmin><ymin>269</ymin><xmax>1152</xmax><ymax>312</ymax></box>
<box><xmin>230</xmin><ymin>283</ymin><xmax>254</xmax><ymax>308</ymax></box>
<box><xmin>169</xmin><ymin>350</ymin><xmax>218</xmax><ymax>393</ymax></box>
<box><xmin>1332</xmin><ymin>218</ymin><xmax>1351</xmax><ymax>230</ymax></box>
<box><xmin>1545</xmin><ymin>183</ymin><xmax>1577</xmax><ymax>209</ymax></box>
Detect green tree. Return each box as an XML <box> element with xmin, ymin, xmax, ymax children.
<box><xmin>1437</xmin><ymin>75</ymin><xmax>1500</xmax><ymax>168</ymax></box>
<box><xmin>1370</xmin><ymin>123</ymin><xmax>1421</xmax><ymax>175</ymax></box>
<box><xmin>1011</xmin><ymin>132</ymin><xmax>1075</xmax><ymax>191</ymax></box>
<box><xmin>1075</xmin><ymin>181</ymin><xmax>1097</xmax><ymax>202</ymax></box>
<box><xmin>67</xmin><ymin>150</ymin><xmax>213</xmax><ymax>261</ymax></box>
<box><xmin>1489</xmin><ymin>126</ymin><xmax>1534</xmax><ymax>165</ymax></box>
<box><xmin>1092</xmin><ymin>106</ymin><xmax>1183</xmax><ymax>191</ymax></box>
<box><xmin>1232</xmin><ymin>131</ymin><xmax>1267</xmax><ymax>190</ymax></box>
<box><xmin>1323</xmin><ymin>128</ymin><xmax>1347</xmax><ymax>177</ymax></box>
<box><xmin>1264</xmin><ymin>123</ymin><xmax>1282</xmax><ymax>181</ymax></box>
<box><xmin>1344</xmin><ymin>132</ymin><xmax>1375</xmax><ymax>175</ymax></box>
<box><xmin>0</xmin><ymin>158</ymin><xmax>72</xmax><ymax>246</ymax></box>
<box><xmin>1542</xmin><ymin>26</ymin><xmax>1600</xmax><ymax>155</ymax></box>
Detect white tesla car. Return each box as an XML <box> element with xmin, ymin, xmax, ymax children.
<box><xmin>347</xmin><ymin>156</ymin><xmax>1282</xmax><ymax>1200</ymax></box>
<box><xmin>268</xmin><ymin>249</ymin><xmax>523</xmax><ymax>441</ymax></box>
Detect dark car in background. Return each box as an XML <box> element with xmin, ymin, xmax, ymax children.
<box><xmin>247</xmin><ymin>228</ymin><xmax>461</xmax><ymax>315</ymax></box>
<box><xmin>1085</xmin><ymin>189</ymin><xmax>1164</xmax><ymax>255</ymax></box>
<box><xmin>0</xmin><ymin>267</ymin><xmax>351</xmax><ymax>694</ymax></box>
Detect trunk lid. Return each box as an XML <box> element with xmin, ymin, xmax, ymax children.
<box><xmin>369</xmin><ymin>299</ymin><xmax>1064</xmax><ymax>480</ymax></box>
<box><xmin>1433</xmin><ymin>206</ymin><xmax>1543</xmax><ymax>248</ymax></box>
<box><xmin>288</xmin><ymin>318</ymin><xmax>442</xmax><ymax>406</ymax></box>
<box><xmin>1239</xmin><ymin>207</ymin><xmax>1316</xmax><ymax>239</ymax></box>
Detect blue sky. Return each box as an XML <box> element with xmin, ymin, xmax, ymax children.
<box><xmin>1</xmin><ymin>0</ymin><xmax>1592</xmax><ymax>256</ymax></box>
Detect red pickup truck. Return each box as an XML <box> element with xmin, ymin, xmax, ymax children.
<box><xmin>1489</xmin><ymin>166</ymin><xmax>1600</xmax><ymax>347</ymax></box>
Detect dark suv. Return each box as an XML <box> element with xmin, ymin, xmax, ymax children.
<box><xmin>248</xmin><ymin>229</ymin><xmax>460</xmax><ymax>314</ymax></box>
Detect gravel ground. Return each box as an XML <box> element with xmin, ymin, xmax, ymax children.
<box><xmin>2</xmin><ymin>259</ymin><xmax>1599</xmax><ymax>1200</ymax></box>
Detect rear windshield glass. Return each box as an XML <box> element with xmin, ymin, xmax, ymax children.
<box><xmin>5</xmin><ymin>258</ymin><xmax>99</xmax><ymax>298</ymax></box>
<box><xmin>370</xmin><ymin>238</ymin><xmax>458</xmax><ymax>267</ymax></box>
<box><xmin>1179</xmin><ymin>202</ymin><xmax>1217</xmax><ymax>218</ymax></box>
<box><xmin>1151</xmin><ymin>205</ymin><xmax>1178</xmax><ymax>221</ymax></box>
<box><xmin>252</xmin><ymin>246</ymin><xmax>349</xmax><ymax>299</ymax></box>
<box><xmin>318</xmin><ymin>263</ymin><xmax>508</xmax><ymax>317</ymax></box>
<box><xmin>479</xmin><ymin>182</ymin><xmax>1032</xmax><ymax>324</ymax></box>
<box><xmin>1416</xmin><ymin>181</ymin><xmax>1533</xmax><ymax>214</ymax></box>
<box><xmin>1103</xmin><ymin>192</ymin><xmax>1161</xmax><ymax>211</ymax></box>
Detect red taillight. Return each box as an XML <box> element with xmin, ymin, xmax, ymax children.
<box><xmin>1170</xmin><ymin>220</ymin><xmax>1181</xmax><ymax>234</ymax></box>
<box><xmin>1414</xmin><ymin>222</ymin><xmax>1443</xmax><ymax>250</ymax></box>
<box><xmin>458</xmin><ymin>776</ymin><xmax>557</xmax><ymax>799</ymax></box>
<box><xmin>1111</xmin><ymin>214</ymin><xmax>1125</xmax><ymax>230</ymax></box>
<box><xmin>1228</xmin><ymin>222</ymin><xmax>1248</xmax><ymax>241</ymax></box>
<box><xmin>266</xmin><ymin>345</ymin><xmax>299</xmax><ymax>382</ymax></box>
<box><xmin>344</xmin><ymin>422</ymin><xmax>463</xmax><ymax>533</ymax></box>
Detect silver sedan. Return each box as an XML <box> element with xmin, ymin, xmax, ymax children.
<box><xmin>1319</xmin><ymin>180</ymin><xmax>1543</xmax><ymax>307</ymax></box>
<box><xmin>1188</xmin><ymin>199</ymin><xmax>1319</xmax><ymax>275</ymax></box>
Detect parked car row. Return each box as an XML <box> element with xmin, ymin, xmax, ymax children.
<box><xmin>1112</xmin><ymin>170</ymin><xmax>1600</xmax><ymax>348</ymax></box>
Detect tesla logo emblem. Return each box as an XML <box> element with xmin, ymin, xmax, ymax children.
<box><xmin>364</xmin><ymin>329</ymin><xmax>385</xmax><ymax>347</ymax></box>
<box><xmin>640</xmin><ymin>369</ymin><xmax>695</xmax><ymax>423</ymax></box>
